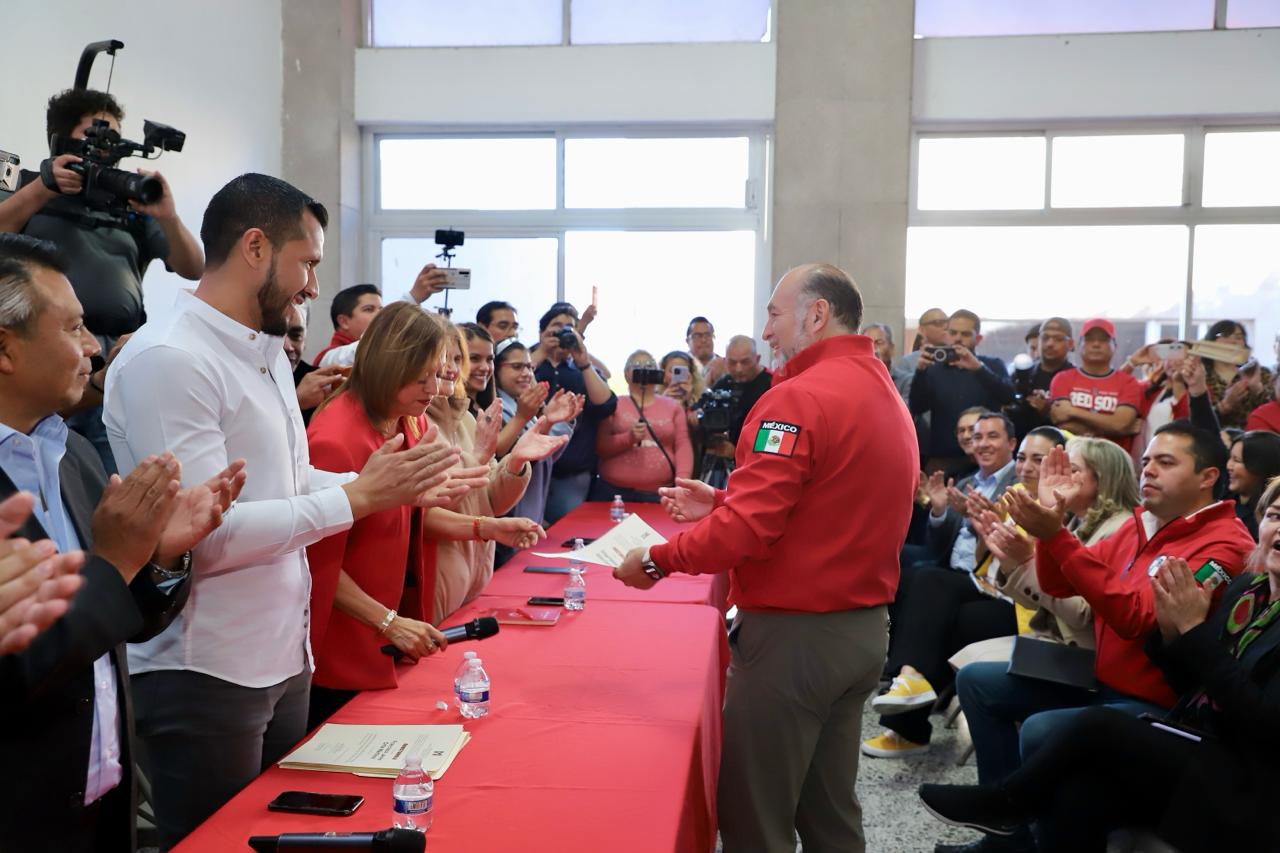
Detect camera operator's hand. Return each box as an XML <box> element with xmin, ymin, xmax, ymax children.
<box><xmin>566</xmin><ymin>330</ymin><xmax>593</xmax><ymax>369</ymax></box>
<box><xmin>658</xmin><ymin>477</ymin><xmax>717</xmax><ymax>523</ymax></box>
<box><xmin>952</xmin><ymin>345</ymin><xmax>983</xmax><ymax>372</ymax></box>
<box><xmin>915</xmin><ymin>351</ymin><xmax>933</xmax><ymax>372</ymax></box>
<box><xmin>1026</xmin><ymin>389</ymin><xmax>1050</xmax><ymax>413</ymax></box>
<box><xmin>410</xmin><ymin>263</ymin><xmax>449</xmax><ymax>304</ymax></box>
<box><xmin>630</xmin><ymin>422</ymin><xmax>649</xmax><ymax>447</ymax></box>
<box><xmin>40</xmin><ymin>154</ymin><xmax>84</xmax><ymax>196</ymax></box>
<box><xmin>129</xmin><ymin>169</ymin><xmax>177</xmax><ymax>221</ymax></box>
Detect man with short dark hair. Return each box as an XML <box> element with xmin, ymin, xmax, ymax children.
<box><xmin>532</xmin><ymin>302</ymin><xmax>617</xmax><ymax>523</ymax></box>
<box><xmin>1007</xmin><ymin>317</ymin><xmax>1076</xmax><ymax>439</ymax></box>
<box><xmin>941</xmin><ymin>421</ymin><xmax>1254</xmax><ymax>853</ymax></box>
<box><xmin>1049</xmin><ymin>317</ymin><xmax>1143</xmax><ymax>452</ymax></box>
<box><xmin>1023</xmin><ymin>323</ymin><xmax>1041</xmax><ymax>362</ymax></box>
<box><xmin>615</xmin><ymin>262</ymin><xmax>918</xmax><ymax>853</ymax></box>
<box><xmin>0</xmin><ymin>88</ymin><xmax>205</xmax><ymax>474</ymax></box>
<box><xmin>686</xmin><ymin>316</ymin><xmax>724</xmax><ymax>381</ymax></box>
<box><xmin>312</xmin><ymin>283</ymin><xmax>382</xmax><ymax>365</ymax></box>
<box><xmin>909</xmin><ymin>309</ymin><xmax>1014</xmax><ymax>473</ymax></box>
<box><xmin>104</xmin><ymin>173</ymin><xmax>468</xmax><ymax>847</ymax></box>
<box><xmin>284</xmin><ymin>304</ymin><xmax>344</xmax><ymax>424</ymax></box>
<box><xmin>476</xmin><ymin>300</ymin><xmax>519</xmax><ymax>343</ymax></box>
<box><xmin>0</xmin><ymin>232</ymin><xmax>236</xmax><ymax>853</ymax></box>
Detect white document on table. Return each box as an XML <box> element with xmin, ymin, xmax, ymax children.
<box><xmin>533</xmin><ymin>513</ymin><xmax>668</xmax><ymax>568</ymax></box>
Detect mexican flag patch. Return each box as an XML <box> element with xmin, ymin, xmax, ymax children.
<box><xmin>753</xmin><ymin>420</ymin><xmax>799</xmax><ymax>457</ymax></box>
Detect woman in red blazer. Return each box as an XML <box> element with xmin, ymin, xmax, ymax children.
<box><xmin>305</xmin><ymin>303</ymin><xmax>545</xmax><ymax>728</ymax></box>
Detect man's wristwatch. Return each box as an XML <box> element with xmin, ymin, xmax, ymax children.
<box><xmin>149</xmin><ymin>551</ymin><xmax>192</xmax><ymax>592</ymax></box>
<box><xmin>640</xmin><ymin>547</ymin><xmax>665</xmax><ymax>582</ymax></box>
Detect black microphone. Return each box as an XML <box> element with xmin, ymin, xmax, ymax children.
<box><xmin>381</xmin><ymin>616</ymin><xmax>499</xmax><ymax>659</ymax></box>
<box><xmin>247</xmin><ymin>827</ymin><xmax>425</xmax><ymax>852</ymax></box>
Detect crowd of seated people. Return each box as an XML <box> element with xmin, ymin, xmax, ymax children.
<box><xmin>5</xmin><ymin>146</ymin><xmax>1280</xmax><ymax>853</ymax></box>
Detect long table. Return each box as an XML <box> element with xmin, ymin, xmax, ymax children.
<box><xmin>484</xmin><ymin>502</ymin><xmax>730</xmax><ymax>611</ymax></box>
<box><xmin>173</xmin><ymin>503</ymin><xmax>728</xmax><ymax>853</ymax></box>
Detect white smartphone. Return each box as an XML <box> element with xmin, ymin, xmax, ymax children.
<box><xmin>671</xmin><ymin>364</ymin><xmax>690</xmax><ymax>383</ymax></box>
<box><xmin>1152</xmin><ymin>342</ymin><xmax>1186</xmax><ymax>360</ymax></box>
<box><xmin>440</xmin><ymin>268</ymin><xmax>472</xmax><ymax>290</ymax></box>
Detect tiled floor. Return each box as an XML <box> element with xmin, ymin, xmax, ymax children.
<box><xmin>713</xmin><ymin>694</ymin><xmax>982</xmax><ymax>853</ymax></box>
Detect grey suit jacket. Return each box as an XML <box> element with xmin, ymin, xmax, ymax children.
<box><xmin>926</xmin><ymin>463</ymin><xmax>1019</xmax><ymax>569</ymax></box>
<box><xmin>0</xmin><ymin>429</ymin><xmax>190</xmax><ymax>853</ymax></box>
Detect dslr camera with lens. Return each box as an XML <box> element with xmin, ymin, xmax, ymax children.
<box><xmin>922</xmin><ymin>345</ymin><xmax>960</xmax><ymax>365</ymax></box>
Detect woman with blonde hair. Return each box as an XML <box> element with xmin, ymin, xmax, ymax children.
<box><xmin>427</xmin><ymin>322</ymin><xmax>571</xmax><ymax>622</ymax></box>
<box><xmin>304</xmin><ymin>303</ymin><xmax>545</xmax><ymax>727</ymax></box>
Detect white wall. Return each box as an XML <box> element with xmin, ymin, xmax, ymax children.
<box><xmin>914</xmin><ymin>28</ymin><xmax>1280</xmax><ymax>124</ymax></box>
<box><xmin>0</xmin><ymin>0</ymin><xmax>283</xmax><ymax>316</ymax></box>
<box><xmin>356</xmin><ymin>42</ymin><xmax>776</xmax><ymax>125</ymax></box>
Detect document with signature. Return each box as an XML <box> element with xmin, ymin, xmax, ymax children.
<box><xmin>532</xmin><ymin>513</ymin><xmax>668</xmax><ymax>568</ymax></box>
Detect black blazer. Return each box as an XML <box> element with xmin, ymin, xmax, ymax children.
<box><xmin>0</xmin><ymin>429</ymin><xmax>189</xmax><ymax>853</ymax></box>
<box><xmin>1145</xmin><ymin>571</ymin><xmax>1280</xmax><ymax>852</ymax></box>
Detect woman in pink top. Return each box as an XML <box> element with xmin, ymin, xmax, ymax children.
<box><xmin>592</xmin><ymin>350</ymin><xmax>694</xmax><ymax>502</ymax></box>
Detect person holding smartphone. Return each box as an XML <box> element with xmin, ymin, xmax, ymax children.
<box><xmin>919</xmin><ymin>475</ymin><xmax>1280</xmax><ymax>853</ymax></box>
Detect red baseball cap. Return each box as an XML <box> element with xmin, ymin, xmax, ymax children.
<box><xmin>1080</xmin><ymin>318</ymin><xmax>1116</xmax><ymax>340</ymax></box>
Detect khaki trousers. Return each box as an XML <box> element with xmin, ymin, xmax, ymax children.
<box><xmin>718</xmin><ymin>606</ymin><xmax>888</xmax><ymax>853</ymax></box>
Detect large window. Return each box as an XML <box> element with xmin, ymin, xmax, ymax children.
<box><xmin>371</xmin><ymin>0</ymin><xmax>772</xmax><ymax>47</ymax></box>
<box><xmin>367</xmin><ymin>132</ymin><xmax>767</xmax><ymax>374</ymax></box>
<box><xmin>907</xmin><ymin>127</ymin><xmax>1280</xmax><ymax>366</ymax></box>
<box><xmin>914</xmin><ymin>0</ymin><xmax>1277</xmax><ymax>37</ymax></box>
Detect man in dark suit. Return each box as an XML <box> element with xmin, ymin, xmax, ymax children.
<box><xmin>0</xmin><ymin>234</ymin><xmax>240</xmax><ymax>853</ymax></box>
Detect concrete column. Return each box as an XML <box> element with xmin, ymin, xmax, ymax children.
<box><xmin>770</xmin><ymin>0</ymin><xmax>915</xmax><ymax>343</ymax></box>
<box><xmin>281</xmin><ymin>0</ymin><xmax>362</xmax><ymax>358</ymax></box>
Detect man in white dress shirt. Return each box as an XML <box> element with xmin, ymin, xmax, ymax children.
<box><xmin>104</xmin><ymin>174</ymin><xmax>465</xmax><ymax>848</ymax></box>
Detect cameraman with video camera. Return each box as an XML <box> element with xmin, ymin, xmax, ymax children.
<box><xmin>694</xmin><ymin>335</ymin><xmax>772</xmax><ymax>486</ymax></box>
<box><xmin>0</xmin><ymin>88</ymin><xmax>203</xmax><ymax>473</ymax></box>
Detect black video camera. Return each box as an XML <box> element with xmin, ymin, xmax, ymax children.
<box><xmin>692</xmin><ymin>386</ymin><xmax>741</xmax><ymax>435</ymax></box>
<box><xmin>50</xmin><ymin>119</ymin><xmax>184</xmax><ymax>213</ymax></box>
<box><xmin>39</xmin><ymin>39</ymin><xmax>187</xmax><ymax>219</ymax></box>
<box><xmin>630</xmin><ymin>367</ymin><xmax>664</xmax><ymax>386</ymax></box>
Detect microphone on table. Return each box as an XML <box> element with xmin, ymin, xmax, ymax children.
<box><xmin>248</xmin><ymin>827</ymin><xmax>425</xmax><ymax>852</ymax></box>
<box><xmin>381</xmin><ymin>616</ymin><xmax>500</xmax><ymax>660</ymax></box>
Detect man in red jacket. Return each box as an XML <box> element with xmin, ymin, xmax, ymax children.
<box><xmin>615</xmin><ymin>264</ymin><xmax>919</xmax><ymax>853</ymax></box>
<box><xmin>940</xmin><ymin>420</ymin><xmax>1254</xmax><ymax>853</ymax></box>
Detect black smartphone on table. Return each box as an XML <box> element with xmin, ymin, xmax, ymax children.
<box><xmin>528</xmin><ymin>596</ymin><xmax>566</xmax><ymax>606</ymax></box>
<box><xmin>267</xmin><ymin>790</ymin><xmax>364</xmax><ymax>816</ymax></box>
<box><xmin>524</xmin><ymin>565</ymin><xmax>571</xmax><ymax>574</ymax></box>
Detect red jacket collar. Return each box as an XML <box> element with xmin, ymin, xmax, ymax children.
<box><xmin>773</xmin><ymin>334</ymin><xmax>875</xmax><ymax>385</ymax></box>
<box><xmin>327</xmin><ymin>329</ymin><xmax>356</xmax><ymax>349</ymax></box>
<box><xmin>1131</xmin><ymin>499</ymin><xmax>1240</xmax><ymax>548</ymax></box>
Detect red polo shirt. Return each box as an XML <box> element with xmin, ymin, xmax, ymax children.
<box><xmin>650</xmin><ymin>334</ymin><xmax>919</xmax><ymax>613</ymax></box>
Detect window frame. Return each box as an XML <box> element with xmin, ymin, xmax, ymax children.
<box><xmin>362</xmin><ymin>0</ymin><xmax>777</xmax><ymax>48</ymax></box>
<box><xmin>907</xmin><ymin>121</ymin><xmax>1280</xmax><ymax>336</ymax></box>
<box><xmin>363</xmin><ymin>125</ymin><xmax>773</xmax><ymax>330</ymax></box>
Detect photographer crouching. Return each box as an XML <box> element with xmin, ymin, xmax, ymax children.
<box><xmin>692</xmin><ymin>334</ymin><xmax>772</xmax><ymax>488</ymax></box>
<box><xmin>0</xmin><ymin>87</ymin><xmax>203</xmax><ymax>472</ymax></box>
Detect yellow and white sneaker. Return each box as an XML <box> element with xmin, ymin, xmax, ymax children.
<box><xmin>861</xmin><ymin>730</ymin><xmax>931</xmax><ymax>758</ymax></box>
<box><xmin>871</xmin><ymin>672</ymin><xmax>937</xmax><ymax>714</ymax></box>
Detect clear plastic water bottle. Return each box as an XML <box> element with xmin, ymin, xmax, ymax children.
<box><xmin>610</xmin><ymin>494</ymin><xmax>627</xmax><ymax>523</ymax></box>
<box><xmin>455</xmin><ymin>652</ymin><xmax>490</xmax><ymax>719</ymax></box>
<box><xmin>565</xmin><ymin>545</ymin><xmax>587</xmax><ymax>611</ymax></box>
<box><xmin>392</xmin><ymin>754</ymin><xmax>433</xmax><ymax>832</ymax></box>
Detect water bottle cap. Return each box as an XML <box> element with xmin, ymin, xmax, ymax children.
<box><xmin>574</xmin><ymin>538</ymin><xmax>585</xmax><ymax>548</ymax></box>
<box><xmin>613</xmin><ymin>494</ymin><xmax>622</xmax><ymax>501</ymax></box>
<box><xmin>464</xmin><ymin>650</ymin><xmax>477</xmax><ymax>659</ymax></box>
<box><xmin>405</xmin><ymin>754</ymin><xmax>423</xmax><ymax>769</ymax></box>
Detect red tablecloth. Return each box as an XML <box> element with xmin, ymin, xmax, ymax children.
<box><xmin>173</xmin><ymin>592</ymin><xmax>728</xmax><ymax>853</ymax></box>
<box><xmin>486</xmin><ymin>502</ymin><xmax>729</xmax><ymax>611</ymax></box>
